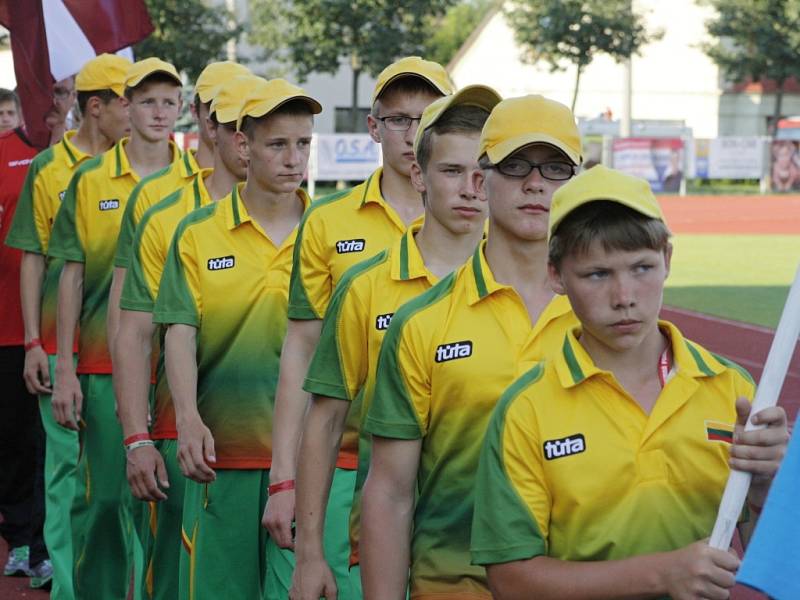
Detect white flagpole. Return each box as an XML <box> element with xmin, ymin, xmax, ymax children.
<box><xmin>709</xmin><ymin>263</ymin><xmax>800</xmax><ymax>550</ymax></box>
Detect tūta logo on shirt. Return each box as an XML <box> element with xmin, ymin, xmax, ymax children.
<box><xmin>435</xmin><ymin>340</ymin><xmax>473</xmax><ymax>363</ymax></box>
<box><xmin>543</xmin><ymin>434</ymin><xmax>586</xmax><ymax>460</ymax></box>
<box><xmin>98</xmin><ymin>199</ymin><xmax>120</xmax><ymax>211</ymax></box>
<box><xmin>207</xmin><ymin>255</ymin><xmax>236</xmax><ymax>271</ymax></box>
<box><xmin>335</xmin><ymin>238</ymin><xmax>366</xmax><ymax>254</ymax></box>
<box><xmin>375</xmin><ymin>313</ymin><xmax>394</xmax><ymax>331</ymax></box>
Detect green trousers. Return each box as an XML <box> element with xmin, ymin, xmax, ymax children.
<box><xmin>39</xmin><ymin>355</ymin><xmax>78</xmax><ymax>600</ymax></box>
<box><xmin>135</xmin><ymin>438</ymin><xmax>185</xmax><ymax>600</ymax></box>
<box><xmin>265</xmin><ymin>467</ymin><xmax>357</xmax><ymax>600</ymax></box>
<box><xmin>71</xmin><ymin>373</ymin><xmax>143</xmax><ymax>600</ymax></box>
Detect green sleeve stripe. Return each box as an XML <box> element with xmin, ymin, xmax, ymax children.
<box><xmin>471</xmin><ymin>247</ymin><xmax>489</xmax><ymax>298</ymax></box>
<box><xmin>121</xmin><ymin>190</ymin><xmax>183</xmax><ymax>312</ymax></box>
<box><xmin>287</xmin><ymin>188</ymin><xmax>352</xmax><ymax>320</ymax></box>
<box><xmin>152</xmin><ymin>204</ymin><xmax>216</xmax><ymax>327</ymax></box>
<box><xmin>471</xmin><ymin>362</ymin><xmax>548</xmax><ymax>566</ymax></box>
<box><xmin>47</xmin><ymin>156</ymin><xmax>103</xmax><ymax>262</ymax></box>
<box><xmin>365</xmin><ymin>273</ymin><xmax>457</xmax><ymax>440</ymax></box>
<box><xmin>710</xmin><ymin>351</ymin><xmax>755</xmax><ymax>386</ymax></box>
<box><xmin>305</xmin><ymin>250</ymin><xmax>388</xmax><ymax>401</ymax></box>
<box><xmin>5</xmin><ymin>147</ymin><xmax>54</xmax><ymax>253</ymax></box>
<box><xmin>562</xmin><ymin>335</ymin><xmax>585</xmax><ymax>384</ymax></box>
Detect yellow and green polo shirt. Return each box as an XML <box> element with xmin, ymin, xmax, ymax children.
<box><xmin>114</xmin><ymin>147</ymin><xmax>199</xmax><ymax>268</ymax></box>
<box><xmin>48</xmin><ymin>138</ymin><xmax>184</xmax><ymax>374</ymax></box>
<box><xmin>153</xmin><ymin>183</ymin><xmax>310</xmax><ymax>469</ymax></box>
<box><xmin>365</xmin><ymin>240</ymin><xmax>577</xmax><ymax>600</ymax></box>
<box><xmin>288</xmin><ymin>167</ymin><xmax>416</xmax><ymax>321</ymax></box>
<box><xmin>471</xmin><ymin>322</ymin><xmax>755</xmax><ymax>569</ymax></box>
<box><xmin>303</xmin><ymin>222</ymin><xmax>438</xmax><ymax>564</ymax></box>
<box><xmin>121</xmin><ymin>170</ymin><xmax>213</xmax><ymax>440</ymax></box>
<box><xmin>289</xmin><ymin>166</ymin><xmax>422</xmax><ymax>469</ymax></box>
<box><xmin>5</xmin><ymin>131</ymin><xmax>92</xmax><ymax>355</ymax></box>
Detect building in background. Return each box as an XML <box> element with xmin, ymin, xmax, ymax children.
<box><xmin>448</xmin><ymin>0</ymin><xmax>800</xmax><ymax>139</ymax></box>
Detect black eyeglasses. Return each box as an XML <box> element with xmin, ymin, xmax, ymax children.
<box><xmin>376</xmin><ymin>115</ymin><xmax>422</xmax><ymax>131</ymax></box>
<box><xmin>489</xmin><ymin>157</ymin><xmax>575</xmax><ymax>181</ymax></box>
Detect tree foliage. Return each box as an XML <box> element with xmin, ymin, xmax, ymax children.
<box><xmin>135</xmin><ymin>0</ymin><xmax>241</xmax><ymax>81</ymax></box>
<box><xmin>425</xmin><ymin>0</ymin><xmax>496</xmax><ymax>67</ymax></box>
<box><xmin>702</xmin><ymin>0</ymin><xmax>800</xmax><ymax>134</ymax></box>
<box><xmin>504</xmin><ymin>0</ymin><xmax>658</xmax><ymax>111</ymax></box>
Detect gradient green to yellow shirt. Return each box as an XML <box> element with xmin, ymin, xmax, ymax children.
<box><xmin>153</xmin><ymin>183</ymin><xmax>310</xmax><ymax>469</ymax></box>
<box><xmin>289</xmin><ymin>166</ymin><xmax>422</xmax><ymax>469</ymax></box>
<box><xmin>471</xmin><ymin>322</ymin><xmax>755</xmax><ymax>569</ymax></box>
<box><xmin>303</xmin><ymin>222</ymin><xmax>437</xmax><ymax>566</ymax></box>
<box><xmin>121</xmin><ymin>170</ymin><xmax>213</xmax><ymax>439</ymax></box>
<box><xmin>114</xmin><ymin>148</ymin><xmax>199</xmax><ymax>268</ymax></box>
<box><xmin>5</xmin><ymin>131</ymin><xmax>91</xmax><ymax>355</ymax></box>
<box><xmin>48</xmin><ymin>138</ymin><xmax>183</xmax><ymax>374</ymax></box>
<box><xmin>365</xmin><ymin>240</ymin><xmax>577</xmax><ymax>600</ymax></box>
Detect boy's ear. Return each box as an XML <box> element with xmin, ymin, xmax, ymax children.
<box><xmin>548</xmin><ymin>262</ymin><xmax>567</xmax><ymax>295</ymax></box>
<box><xmin>473</xmin><ymin>169</ymin><xmax>487</xmax><ymax>201</ymax></box>
<box><xmin>663</xmin><ymin>242</ymin><xmax>673</xmax><ymax>279</ymax></box>
<box><xmin>410</xmin><ymin>161</ymin><xmax>425</xmax><ymax>195</ymax></box>
<box><xmin>366</xmin><ymin>113</ymin><xmax>381</xmax><ymax>144</ymax></box>
<box><xmin>234</xmin><ymin>130</ymin><xmax>249</xmax><ymax>163</ymax></box>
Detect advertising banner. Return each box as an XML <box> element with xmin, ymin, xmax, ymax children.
<box><xmin>312</xmin><ymin>134</ymin><xmax>381</xmax><ymax>181</ymax></box>
<box><xmin>694</xmin><ymin>137</ymin><xmax>764</xmax><ymax>180</ymax></box>
<box><xmin>770</xmin><ymin>140</ymin><xmax>800</xmax><ymax>192</ymax></box>
<box><xmin>612</xmin><ymin>138</ymin><xmax>684</xmax><ymax>192</ymax></box>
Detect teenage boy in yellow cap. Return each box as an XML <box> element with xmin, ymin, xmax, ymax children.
<box><xmin>106</xmin><ymin>63</ymin><xmax>249</xmax><ymax>361</ymax></box>
<box><xmin>470</xmin><ymin>165</ymin><xmax>789</xmax><ymax>599</ymax></box>
<box><xmin>191</xmin><ymin>60</ymin><xmax>251</xmax><ymax>168</ymax></box>
<box><xmin>48</xmin><ymin>57</ymin><xmax>184</xmax><ymax>600</ymax></box>
<box><xmin>114</xmin><ymin>73</ymin><xmax>260</xmax><ymax>600</ymax></box>
<box><xmin>265</xmin><ymin>57</ymin><xmax>453</xmax><ymax>587</ymax></box>
<box><xmin>5</xmin><ymin>52</ymin><xmax>131</xmax><ymax>598</ymax></box>
<box><xmin>291</xmin><ymin>85</ymin><xmax>500</xmax><ymax>600</ymax></box>
<box><xmin>153</xmin><ymin>78</ymin><xmax>320</xmax><ymax>600</ymax></box>
<box><xmin>360</xmin><ymin>95</ymin><xmax>582</xmax><ymax>598</ymax></box>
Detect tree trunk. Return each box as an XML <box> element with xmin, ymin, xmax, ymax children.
<box><xmin>571</xmin><ymin>64</ymin><xmax>583</xmax><ymax>113</ymax></box>
<box><xmin>770</xmin><ymin>79</ymin><xmax>785</xmax><ymax>137</ymax></box>
<box><xmin>351</xmin><ymin>67</ymin><xmax>361</xmax><ymax>133</ymax></box>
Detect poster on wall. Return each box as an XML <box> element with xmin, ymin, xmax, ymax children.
<box><xmin>770</xmin><ymin>140</ymin><xmax>800</xmax><ymax>192</ymax></box>
<box><xmin>612</xmin><ymin>138</ymin><xmax>684</xmax><ymax>192</ymax></box>
<box><xmin>694</xmin><ymin>137</ymin><xmax>764</xmax><ymax>180</ymax></box>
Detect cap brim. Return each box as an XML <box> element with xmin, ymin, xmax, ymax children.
<box><xmin>127</xmin><ymin>69</ymin><xmax>182</xmax><ymax>89</ymax></box>
<box><xmin>373</xmin><ymin>72</ymin><xmax>450</xmax><ymax>103</ymax></box>
<box><xmin>237</xmin><ymin>95</ymin><xmax>323</xmax><ymax>130</ymax></box>
<box><xmin>486</xmin><ymin>133</ymin><xmax>582</xmax><ymax>166</ymax></box>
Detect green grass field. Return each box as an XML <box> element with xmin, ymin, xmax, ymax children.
<box><xmin>665</xmin><ymin>235</ymin><xmax>800</xmax><ymax>328</ymax></box>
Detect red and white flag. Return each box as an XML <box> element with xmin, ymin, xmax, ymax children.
<box><xmin>0</xmin><ymin>0</ymin><xmax>153</xmax><ymax>149</ymax></box>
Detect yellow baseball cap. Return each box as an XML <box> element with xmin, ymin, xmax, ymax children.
<box><xmin>371</xmin><ymin>56</ymin><xmax>455</xmax><ymax>104</ymax></box>
<box><xmin>75</xmin><ymin>54</ymin><xmax>132</xmax><ymax>97</ymax></box>
<box><xmin>479</xmin><ymin>95</ymin><xmax>582</xmax><ymax>166</ymax></box>
<box><xmin>236</xmin><ymin>78</ymin><xmax>322</xmax><ymax>131</ymax></box>
<box><xmin>125</xmin><ymin>57</ymin><xmax>182</xmax><ymax>89</ymax></box>
<box><xmin>210</xmin><ymin>75</ymin><xmax>266</xmax><ymax>125</ymax></box>
<box><xmin>413</xmin><ymin>85</ymin><xmax>502</xmax><ymax>156</ymax></box>
<box><xmin>195</xmin><ymin>61</ymin><xmax>252</xmax><ymax>103</ymax></box>
<box><xmin>548</xmin><ymin>165</ymin><xmax>666</xmax><ymax>240</ymax></box>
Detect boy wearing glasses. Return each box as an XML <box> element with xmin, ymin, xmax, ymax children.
<box><xmin>360</xmin><ymin>95</ymin><xmax>581</xmax><ymax>599</ymax></box>
<box><xmin>264</xmin><ymin>56</ymin><xmax>453</xmax><ymax>597</ymax></box>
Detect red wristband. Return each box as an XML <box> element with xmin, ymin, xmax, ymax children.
<box><xmin>268</xmin><ymin>479</ymin><xmax>295</xmax><ymax>496</ymax></box>
<box><xmin>24</xmin><ymin>338</ymin><xmax>42</xmax><ymax>352</ymax></box>
<box><xmin>123</xmin><ymin>433</ymin><xmax>151</xmax><ymax>446</ymax></box>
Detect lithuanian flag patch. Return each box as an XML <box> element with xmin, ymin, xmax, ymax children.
<box><xmin>705</xmin><ymin>420</ymin><xmax>735</xmax><ymax>443</ymax></box>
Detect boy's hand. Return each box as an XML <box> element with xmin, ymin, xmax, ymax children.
<box><xmin>52</xmin><ymin>366</ymin><xmax>82</xmax><ymax>430</ymax></box>
<box><xmin>176</xmin><ymin>416</ymin><xmax>216</xmax><ymax>483</ymax></box>
<box><xmin>262</xmin><ymin>489</ymin><xmax>295</xmax><ymax>549</ymax></box>
<box><xmin>663</xmin><ymin>540</ymin><xmax>739</xmax><ymax>600</ymax></box>
<box><xmin>729</xmin><ymin>397</ymin><xmax>789</xmax><ymax>501</ymax></box>
<box><xmin>290</xmin><ymin>557</ymin><xmax>337</xmax><ymax>599</ymax></box>
<box><xmin>127</xmin><ymin>444</ymin><xmax>170</xmax><ymax>501</ymax></box>
<box><xmin>23</xmin><ymin>345</ymin><xmax>52</xmax><ymax>395</ymax></box>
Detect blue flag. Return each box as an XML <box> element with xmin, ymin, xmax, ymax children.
<box><xmin>737</xmin><ymin>415</ymin><xmax>800</xmax><ymax>600</ymax></box>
